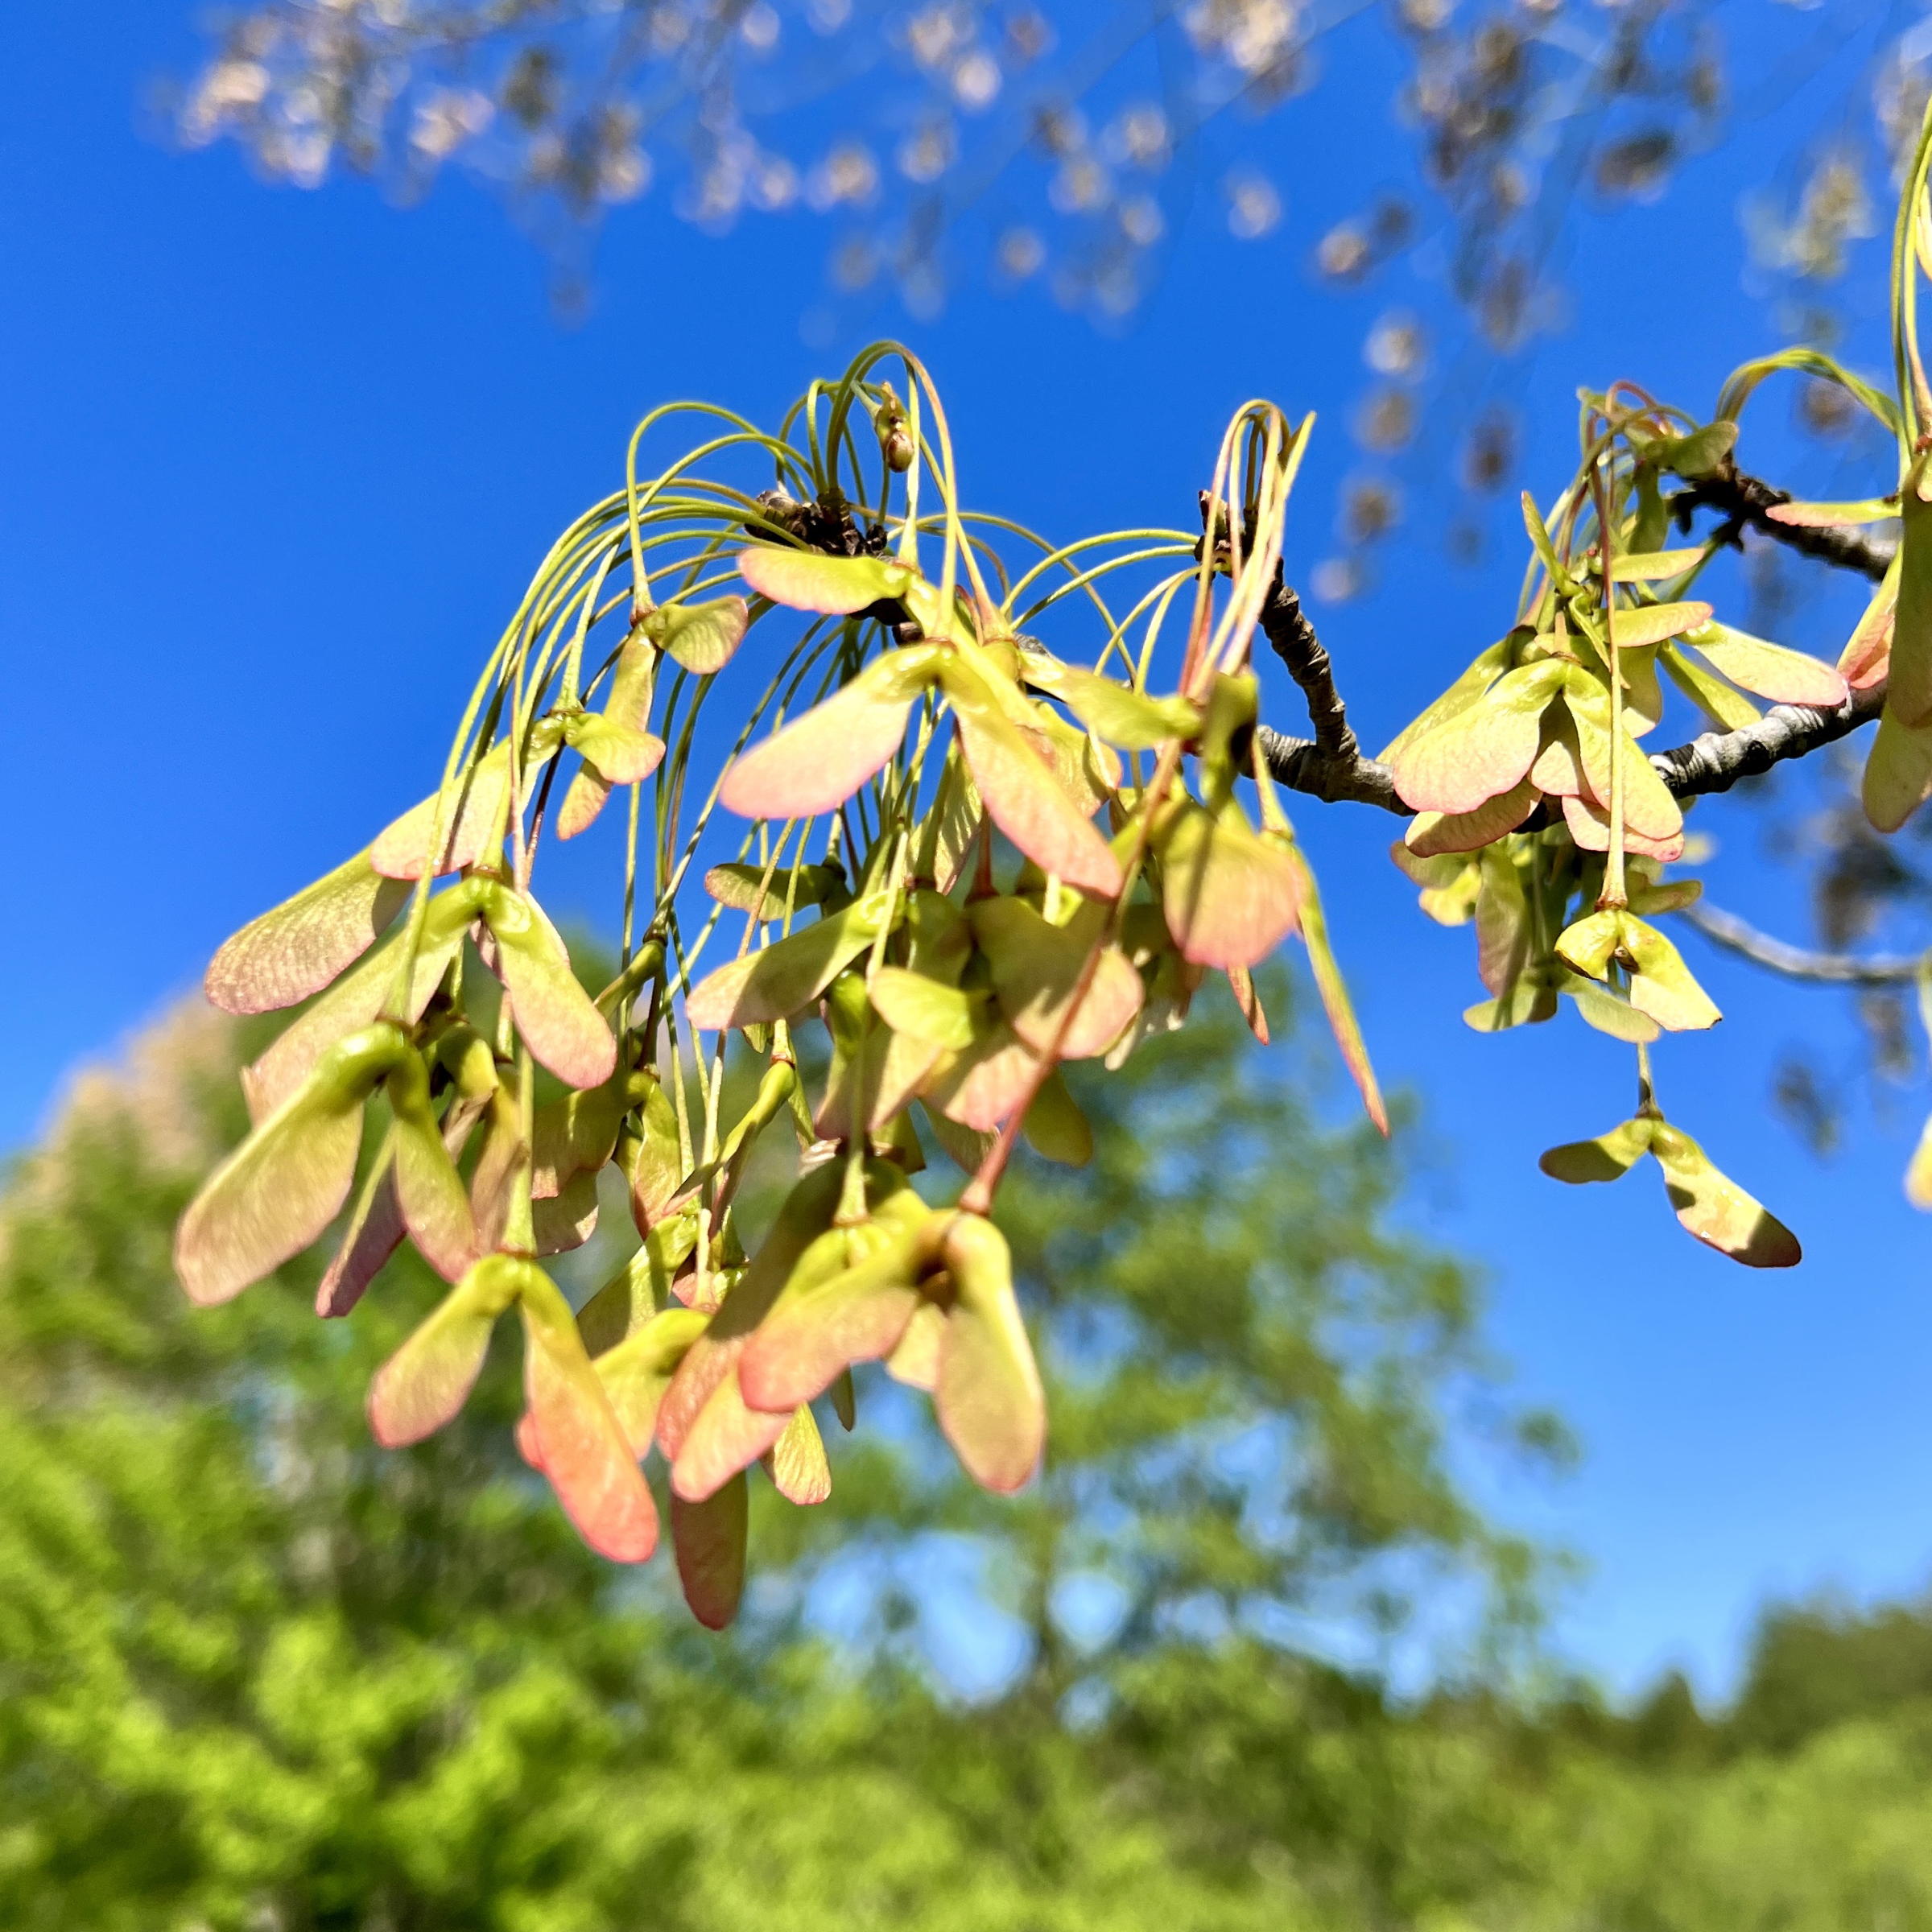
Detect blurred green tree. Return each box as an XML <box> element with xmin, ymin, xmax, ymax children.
<box><xmin>0</xmin><ymin>983</ymin><xmax>1553</xmax><ymax>1928</ymax></box>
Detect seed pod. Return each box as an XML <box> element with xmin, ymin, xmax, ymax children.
<box><xmin>940</xmin><ymin>657</ymin><xmax>1124</xmax><ymax>897</ymax></box>
<box><xmin>672</xmin><ymin>1476</ymin><xmax>749</xmax><ymax>1630</ymax></box>
<box><xmin>368</xmin><ymin>1251</ymin><xmax>526</xmax><ymax>1446</ymax></box>
<box><xmin>933</xmin><ymin>1212</ymin><xmax>1045</xmax><ymax>1495</ymax></box>
<box><xmin>480</xmin><ymin>883</ymin><xmax>617</xmax><ymax>1089</ymax></box>
<box><xmin>176</xmin><ymin>1021</ymin><xmax>409</xmax><ymax>1307</ymax></box>
<box><xmin>518</xmin><ymin>1265</ymin><xmax>659</xmax><ymax>1562</ymax></box>
<box><xmin>763</xmin><ymin>1405</ymin><xmax>833</xmax><ymax>1505</ymax></box>
<box><xmin>873</xmin><ymin>385</ymin><xmax>915</xmax><ymax>473</ymax></box>
<box><xmin>386</xmin><ymin>1048</ymin><xmax>479</xmax><ymax>1283</ymax></box>
<box><xmin>686</xmin><ymin>890</ymin><xmax>898</xmax><ymax>1031</ymax></box>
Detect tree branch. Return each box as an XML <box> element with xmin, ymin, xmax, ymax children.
<box><xmin>1256</xmin><ymin>725</ymin><xmax>1410</xmax><ymax>811</ymax></box>
<box><xmin>1646</xmin><ymin>683</ymin><xmax>1885</xmax><ymax>798</ymax></box>
<box><xmin>1682</xmin><ymin>900</ymin><xmax>1926</xmax><ymax>985</ymax></box>
<box><xmin>1669</xmin><ymin>465</ymin><xmax>1895</xmax><ymax>583</ymax></box>
<box><xmin>1259</xmin><ymin>569</ymin><xmax>1360</xmax><ymax>765</ymax></box>
<box><xmin>1259</xmin><ymin>658</ymin><xmax>1885</xmax><ymax>816</ymax></box>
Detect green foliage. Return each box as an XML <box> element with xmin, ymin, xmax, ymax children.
<box><xmin>0</xmin><ymin>984</ymin><xmax>1517</xmax><ymax>1928</ymax></box>
<box><xmin>14</xmin><ymin>1004</ymin><xmax>1932</xmax><ymax>1926</ymax></box>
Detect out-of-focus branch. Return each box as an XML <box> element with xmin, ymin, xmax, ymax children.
<box><xmin>1670</xmin><ymin>466</ymin><xmax>1896</xmax><ymax>583</ymax></box>
<box><xmin>1682</xmin><ymin>901</ymin><xmax>1926</xmax><ymax>985</ymax></box>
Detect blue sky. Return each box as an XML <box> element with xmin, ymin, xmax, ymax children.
<box><xmin>6</xmin><ymin>2</ymin><xmax>1931</xmax><ymax>1702</ymax></box>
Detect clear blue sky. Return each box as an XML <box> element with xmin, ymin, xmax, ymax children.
<box><xmin>6</xmin><ymin>2</ymin><xmax>1930</xmax><ymax>1703</ymax></box>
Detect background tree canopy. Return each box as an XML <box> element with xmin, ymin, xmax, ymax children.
<box><xmin>11</xmin><ymin>989</ymin><xmax>1932</xmax><ymax>1928</ymax></box>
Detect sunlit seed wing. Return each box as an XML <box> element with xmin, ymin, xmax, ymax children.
<box><xmin>869</xmin><ymin>964</ymin><xmax>984</xmax><ymax>1051</ymax></box>
<box><xmin>175</xmin><ymin>1021</ymin><xmax>407</xmax><ymax>1307</ymax></box>
<box><xmin>1020</xmin><ymin>1066</ymin><xmax>1094</xmax><ymax>1166</ymax></box>
<box><xmin>718</xmin><ymin>646</ymin><xmax>941</xmax><ymax>820</ymax></box>
<box><xmin>205</xmin><ymin>851</ymin><xmax>409</xmax><ymax>1016</ymax></box>
<box><xmin>1608</xmin><ymin>547</ymin><xmax>1706</xmax><ymax>581</ymax></box>
<box><xmin>1558</xmin><ymin>974</ymin><xmax>1662</xmax><ymax>1044</ymax></box>
<box><xmin>564</xmin><ymin>713</ymin><xmax>667</xmax><ymax>785</ymax></box>
<box><xmin>1679</xmin><ymin>625</ymin><xmax>1847</xmax><ymax>708</ymax></box>
<box><xmin>669</xmin><ymin>1366</ymin><xmax>796</xmax><ymax>1505</ymax></box>
<box><xmin>703</xmin><ymin>861</ymin><xmax>844</xmax><ymax>920</ymax></box>
<box><xmin>590</xmin><ymin>1305</ymin><xmax>710</xmax><ymax>1457</ymax></box>
<box><xmin>532</xmin><ymin>1169</ymin><xmax>601</xmax><ymax>1257</ymax></box>
<box><xmin>366</xmin><ymin>1251</ymin><xmax>525</xmax><ymax>1446</ymax></box>
<box><xmin>1764</xmin><ymin>498</ymin><xmax>1900</xmax><ymax>527</ymax></box>
<box><xmin>1563</xmin><ymin>672</ymin><xmax>1683</xmax><ymax>842</ymax></box>
<box><xmin>1473</xmin><ymin>846</ymin><xmax>1531</xmax><ymax>999</ymax></box>
<box><xmin>556</xmin><ymin>716</ymin><xmax>665</xmax><ymax>840</ymax></box>
<box><xmin>738</xmin><ymin>1203</ymin><xmax>930</xmax><ymax>1414</ymax></box>
<box><xmin>1839</xmin><ymin>558</ymin><xmax>1898</xmax><ymax>692</ymax></box>
<box><xmin>968</xmin><ymin>896</ymin><xmax>1144</xmax><ymax>1058</ymax></box>
<box><xmin>1659</xmin><ymin>642</ymin><xmax>1762</xmax><ymax>732</ymax></box>
<box><xmin>1538</xmin><ymin>1117</ymin><xmax>1655</xmax><ymax>1183</ymax></box>
<box><xmin>316</xmin><ymin>1152</ymin><xmax>407</xmax><ymax>1319</ymax></box>
<box><xmin>481</xmin><ymin>885</ymin><xmax>617</xmax><ymax>1089</ymax></box>
<box><xmin>386</xmin><ymin>1051</ymin><xmax>478</xmax><ymax>1283</ymax></box>
<box><xmin>884</xmin><ymin>1299</ymin><xmax>947</xmax><ymax>1390</ymax></box>
<box><xmin>1602</xmin><ymin>601</ymin><xmax>1714</xmax><ymax>650</ymax></box>
<box><xmin>933</xmin><ymin>1213</ymin><xmax>1044</xmax><ymax>1495</ymax></box>
<box><xmin>1618</xmin><ymin>915</ymin><xmax>1722</xmax><ymax>1032</ymax></box>
<box><xmin>1403</xmin><ymin>778</ymin><xmax>1540</xmax><ymax>859</ymax></box>
<box><xmin>1462</xmin><ymin>980</ymin><xmax>1558</xmax><ymax>1031</ymax></box>
<box><xmin>1262</xmin><ymin>846</ymin><xmax>1381</xmax><ymax>1127</ymax></box>
<box><xmin>927</xmin><ymin>1027</ymin><xmax>1040</xmax><ymax>1133</ymax></box>
<box><xmin>1862</xmin><ymin>705</ymin><xmax>1932</xmax><ymax>833</ymax></box>
<box><xmin>519</xmin><ymin>1268</ymin><xmax>659</xmax><ymax>1562</ymax></box>
<box><xmin>1887</xmin><ymin>489</ymin><xmax>1932</xmax><ymax>728</ymax></box>
<box><xmin>1020</xmin><ymin>653</ymin><xmax>1202</xmax><ymax>749</ymax></box>
<box><xmin>736</xmin><ymin>543</ymin><xmax>910</xmax><ymax>614</ymax></box>
<box><xmin>1388</xmin><ymin>660</ymin><xmax>1563</xmax><ymax>816</ymax></box>
<box><xmin>370</xmin><ymin>734</ymin><xmax>560</xmax><ymax>881</ymax></box>
<box><xmin>1226</xmin><ymin>964</ymin><xmax>1269</xmax><ymax>1043</ymax></box>
<box><xmin>646</xmin><ymin>595</ymin><xmax>750</xmax><ymax>674</ymax></box>
<box><xmin>763</xmin><ymin>1405</ymin><xmax>833</xmax><ymax>1507</ymax></box>
<box><xmin>1905</xmin><ymin>1108</ymin><xmax>1932</xmax><ymax>1211</ymax></box>
<box><xmin>243</xmin><ymin>878</ymin><xmax>487</xmax><ymax>1121</ymax></box>
<box><xmin>1377</xmin><ymin>636</ymin><xmax>1515</xmax><ymax>768</ymax></box>
<box><xmin>1026</xmin><ymin>698</ymin><xmax>1121</xmax><ymax>814</ymax></box>
<box><xmin>530</xmin><ymin>1079</ymin><xmax>627</xmax><ymax>1200</ymax></box>
<box><xmin>945</xmin><ymin>671</ymin><xmax>1124</xmax><ymax>898</ymax></box>
<box><xmin>1560</xmin><ymin>795</ymin><xmax>1685</xmax><ymax>865</ymax></box>
<box><xmin>1153</xmin><ymin>799</ymin><xmax>1302</xmax><ymax>971</ymax></box>
<box><xmin>685</xmin><ymin>891</ymin><xmax>896</xmax><ymax>1031</ymax></box>
<box><xmin>654</xmin><ymin>1165</ymin><xmax>848</xmax><ymax>1461</ymax></box>
<box><xmin>1647</xmin><ymin>1124</ymin><xmax>1801</xmax><ymax>1268</ymax></box>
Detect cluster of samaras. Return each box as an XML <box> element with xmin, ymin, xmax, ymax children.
<box><xmin>1377</xmin><ymin>415</ymin><xmax>1881</xmax><ymax>1272</ymax></box>
<box><xmin>174</xmin><ymin>512</ymin><xmax>1368</xmax><ymax>1624</ymax></box>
